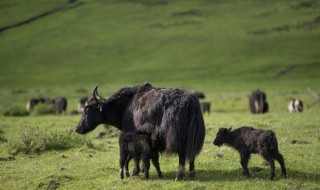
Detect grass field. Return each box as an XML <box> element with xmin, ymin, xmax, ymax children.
<box><xmin>0</xmin><ymin>0</ymin><xmax>320</xmax><ymax>189</ymax></box>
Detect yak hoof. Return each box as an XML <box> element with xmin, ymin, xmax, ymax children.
<box><xmin>132</xmin><ymin>170</ymin><xmax>140</xmax><ymax>176</ymax></box>
<box><xmin>189</xmin><ymin>170</ymin><xmax>196</xmax><ymax>178</ymax></box>
<box><xmin>175</xmin><ymin>172</ymin><xmax>185</xmax><ymax>181</ymax></box>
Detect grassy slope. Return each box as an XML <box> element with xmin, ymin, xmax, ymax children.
<box><xmin>0</xmin><ymin>0</ymin><xmax>320</xmax><ymax>189</ymax></box>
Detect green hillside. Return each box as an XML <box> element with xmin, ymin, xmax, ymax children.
<box><xmin>1</xmin><ymin>0</ymin><xmax>319</xmax><ymax>90</ymax></box>
<box><xmin>0</xmin><ymin>1</ymin><xmax>320</xmax><ymax>189</ymax></box>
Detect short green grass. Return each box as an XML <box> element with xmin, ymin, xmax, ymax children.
<box><xmin>0</xmin><ymin>0</ymin><xmax>320</xmax><ymax>189</ymax></box>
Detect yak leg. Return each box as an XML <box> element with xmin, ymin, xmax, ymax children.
<box><xmin>274</xmin><ymin>153</ymin><xmax>287</xmax><ymax>178</ymax></box>
<box><xmin>189</xmin><ymin>159</ymin><xmax>196</xmax><ymax>178</ymax></box>
<box><xmin>131</xmin><ymin>158</ymin><xmax>140</xmax><ymax>176</ymax></box>
<box><xmin>175</xmin><ymin>154</ymin><xmax>186</xmax><ymax>181</ymax></box>
<box><xmin>240</xmin><ymin>153</ymin><xmax>250</xmax><ymax>177</ymax></box>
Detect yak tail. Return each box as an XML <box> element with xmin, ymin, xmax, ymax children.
<box><xmin>186</xmin><ymin>102</ymin><xmax>206</xmax><ymax>161</ymax></box>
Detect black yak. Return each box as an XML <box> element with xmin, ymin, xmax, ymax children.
<box><xmin>288</xmin><ymin>99</ymin><xmax>303</xmax><ymax>113</ymax></box>
<box><xmin>119</xmin><ymin>132</ymin><xmax>162</xmax><ymax>179</ymax></box>
<box><xmin>249</xmin><ymin>89</ymin><xmax>268</xmax><ymax>114</ymax></box>
<box><xmin>213</xmin><ymin>126</ymin><xmax>287</xmax><ymax>180</ymax></box>
<box><xmin>76</xmin><ymin>82</ymin><xmax>205</xmax><ymax>180</ymax></box>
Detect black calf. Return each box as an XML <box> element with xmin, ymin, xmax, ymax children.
<box><xmin>119</xmin><ymin>132</ymin><xmax>163</xmax><ymax>179</ymax></box>
<box><xmin>213</xmin><ymin>126</ymin><xmax>287</xmax><ymax>180</ymax></box>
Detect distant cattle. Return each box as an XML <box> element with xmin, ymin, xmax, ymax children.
<box><xmin>52</xmin><ymin>97</ymin><xmax>67</xmax><ymax>115</ymax></box>
<box><xmin>288</xmin><ymin>99</ymin><xmax>303</xmax><ymax>113</ymax></box>
<box><xmin>76</xmin><ymin>83</ymin><xmax>205</xmax><ymax>180</ymax></box>
<box><xmin>119</xmin><ymin>132</ymin><xmax>163</xmax><ymax>179</ymax></box>
<box><xmin>200</xmin><ymin>102</ymin><xmax>211</xmax><ymax>114</ymax></box>
<box><xmin>78</xmin><ymin>96</ymin><xmax>89</xmax><ymax>113</ymax></box>
<box><xmin>26</xmin><ymin>97</ymin><xmax>51</xmax><ymax>112</ymax></box>
<box><xmin>191</xmin><ymin>91</ymin><xmax>205</xmax><ymax>99</ymax></box>
<box><xmin>26</xmin><ymin>97</ymin><xmax>67</xmax><ymax>115</ymax></box>
<box><xmin>249</xmin><ymin>89</ymin><xmax>268</xmax><ymax>114</ymax></box>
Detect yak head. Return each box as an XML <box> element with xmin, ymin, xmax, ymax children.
<box><xmin>76</xmin><ymin>84</ymin><xmax>107</xmax><ymax>134</ymax></box>
<box><xmin>213</xmin><ymin>127</ymin><xmax>232</xmax><ymax>147</ymax></box>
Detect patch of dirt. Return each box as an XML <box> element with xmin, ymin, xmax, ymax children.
<box><xmin>291</xmin><ymin>139</ymin><xmax>310</xmax><ymax>144</ymax></box>
<box><xmin>37</xmin><ymin>175</ymin><xmax>73</xmax><ymax>190</ymax></box>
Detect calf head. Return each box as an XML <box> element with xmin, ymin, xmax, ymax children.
<box><xmin>213</xmin><ymin>128</ymin><xmax>231</xmax><ymax>146</ymax></box>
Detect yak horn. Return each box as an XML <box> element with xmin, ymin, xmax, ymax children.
<box><xmin>93</xmin><ymin>84</ymin><xmax>106</xmax><ymax>104</ymax></box>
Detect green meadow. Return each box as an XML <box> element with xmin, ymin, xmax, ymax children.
<box><xmin>0</xmin><ymin>0</ymin><xmax>319</xmax><ymax>189</ymax></box>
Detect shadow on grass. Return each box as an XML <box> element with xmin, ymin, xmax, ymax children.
<box><xmin>157</xmin><ymin>168</ymin><xmax>320</xmax><ymax>182</ymax></box>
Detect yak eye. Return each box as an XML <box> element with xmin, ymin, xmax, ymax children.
<box><xmin>84</xmin><ymin>106</ymin><xmax>92</xmax><ymax>112</ymax></box>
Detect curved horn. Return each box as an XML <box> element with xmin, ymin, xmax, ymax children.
<box><xmin>93</xmin><ymin>84</ymin><xmax>106</xmax><ymax>104</ymax></box>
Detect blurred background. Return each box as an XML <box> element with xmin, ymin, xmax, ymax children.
<box><xmin>1</xmin><ymin>0</ymin><xmax>319</xmax><ymax>115</ymax></box>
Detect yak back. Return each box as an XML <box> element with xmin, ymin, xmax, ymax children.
<box><xmin>228</xmin><ymin>126</ymin><xmax>276</xmax><ymax>153</ymax></box>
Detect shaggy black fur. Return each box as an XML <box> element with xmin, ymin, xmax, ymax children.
<box><xmin>249</xmin><ymin>89</ymin><xmax>268</xmax><ymax>114</ymax></box>
<box><xmin>76</xmin><ymin>82</ymin><xmax>206</xmax><ymax>181</ymax></box>
<box><xmin>213</xmin><ymin>126</ymin><xmax>287</xmax><ymax>180</ymax></box>
<box><xmin>119</xmin><ymin>132</ymin><xmax>162</xmax><ymax>179</ymax></box>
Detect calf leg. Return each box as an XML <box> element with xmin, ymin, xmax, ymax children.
<box><xmin>175</xmin><ymin>154</ymin><xmax>186</xmax><ymax>181</ymax></box>
<box><xmin>151</xmin><ymin>153</ymin><xmax>163</xmax><ymax>178</ymax></box>
<box><xmin>274</xmin><ymin>153</ymin><xmax>287</xmax><ymax>178</ymax></box>
<box><xmin>142</xmin><ymin>157</ymin><xmax>150</xmax><ymax>179</ymax></box>
<box><xmin>267</xmin><ymin>158</ymin><xmax>275</xmax><ymax>180</ymax></box>
<box><xmin>240</xmin><ymin>153</ymin><xmax>250</xmax><ymax>177</ymax></box>
<box><xmin>261</xmin><ymin>152</ymin><xmax>276</xmax><ymax>180</ymax></box>
<box><xmin>131</xmin><ymin>158</ymin><xmax>141</xmax><ymax>176</ymax></box>
<box><xmin>119</xmin><ymin>155</ymin><xmax>127</xmax><ymax>180</ymax></box>
<box><xmin>125</xmin><ymin>157</ymin><xmax>131</xmax><ymax>177</ymax></box>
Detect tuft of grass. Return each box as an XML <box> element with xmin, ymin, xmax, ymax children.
<box><xmin>5</xmin><ymin>126</ymin><xmax>94</xmax><ymax>155</ymax></box>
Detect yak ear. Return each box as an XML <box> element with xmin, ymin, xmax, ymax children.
<box><xmin>228</xmin><ymin>127</ymin><xmax>232</xmax><ymax>131</ymax></box>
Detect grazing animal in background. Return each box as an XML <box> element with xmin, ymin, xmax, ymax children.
<box><xmin>78</xmin><ymin>96</ymin><xmax>89</xmax><ymax>113</ymax></box>
<box><xmin>213</xmin><ymin>126</ymin><xmax>287</xmax><ymax>180</ymax></box>
<box><xmin>249</xmin><ymin>89</ymin><xmax>268</xmax><ymax>114</ymax></box>
<box><xmin>200</xmin><ymin>102</ymin><xmax>211</xmax><ymax>114</ymax></box>
<box><xmin>26</xmin><ymin>98</ymin><xmax>41</xmax><ymax>112</ymax></box>
<box><xmin>27</xmin><ymin>97</ymin><xmax>67</xmax><ymax>115</ymax></box>
<box><xmin>76</xmin><ymin>82</ymin><xmax>206</xmax><ymax>181</ymax></box>
<box><xmin>26</xmin><ymin>97</ymin><xmax>51</xmax><ymax>112</ymax></box>
<box><xmin>191</xmin><ymin>91</ymin><xmax>205</xmax><ymax>99</ymax></box>
<box><xmin>288</xmin><ymin>99</ymin><xmax>303</xmax><ymax>113</ymax></box>
<box><xmin>52</xmin><ymin>97</ymin><xmax>67</xmax><ymax>115</ymax></box>
<box><xmin>119</xmin><ymin>132</ymin><xmax>163</xmax><ymax>179</ymax></box>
